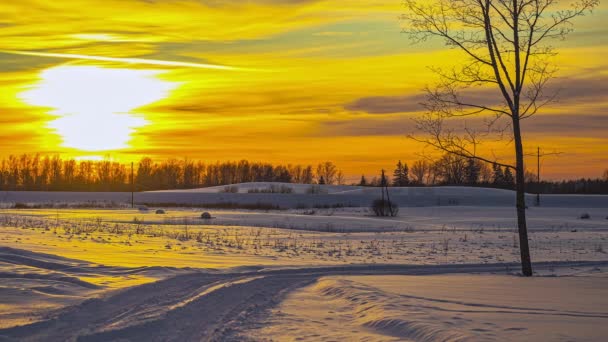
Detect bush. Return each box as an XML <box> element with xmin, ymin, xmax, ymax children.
<box><xmin>306</xmin><ymin>185</ymin><xmax>327</xmax><ymax>194</ymax></box>
<box><xmin>141</xmin><ymin>202</ymin><xmax>281</xmax><ymax>210</ymax></box>
<box><xmin>580</xmin><ymin>213</ymin><xmax>591</xmax><ymax>219</ymax></box>
<box><xmin>155</xmin><ymin>209</ymin><xmax>166</xmax><ymax>214</ymax></box>
<box><xmin>371</xmin><ymin>198</ymin><xmax>399</xmax><ymax>217</ymax></box>
<box><xmin>201</xmin><ymin>212</ymin><xmax>212</xmax><ymax>219</ymax></box>
<box><xmin>221</xmin><ymin>186</ymin><xmax>239</xmax><ymax>193</ymax></box>
<box><xmin>247</xmin><ymin>185</ymin><xmax>293</xmax><ymax>194</ymax></box>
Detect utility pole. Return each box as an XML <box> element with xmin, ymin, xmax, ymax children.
<box><xmin>381</xmin><ymin>170</ymin><xmax>385</xmax><ymax>203</ymax></box>
<box><xmin>536</xmin><ymin>147</ymin><xmax>540</xmax><ymax>206</ymax></box>
<box><xmin>532</xmin><ymin>147</ymin><xmax>562</xmax><ymax>207</ymax></box>
<box><xmin>131</xmin><ymin>162</ymin><xmax>134</xmax><ymax>208</ymax></box>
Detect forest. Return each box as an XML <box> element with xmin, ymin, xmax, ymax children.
<box><xmin>0</xmin><ymin>154</ymin><xmax>606</xmax><ymax>194</ymax></box>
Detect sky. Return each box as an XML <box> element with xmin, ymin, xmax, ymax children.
<box><xmin>0</xmin><ymin>0</ymin><xmax>606</xmax><ymax>180</ymax></box>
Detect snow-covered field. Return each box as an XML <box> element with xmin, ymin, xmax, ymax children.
<box><xmin>248</xmin><ymin>273</ymin><xmax>608</xmax><ymax>341</ymax></box>
<box><xmin>3</xmin><ymin>183</ymin><xmax>608</xmax><ymax>208</ymax></box>
<box><xmin>0</xmin><ymin>184</ymin><xmax>607</xmax><ymax>340</ymax></box>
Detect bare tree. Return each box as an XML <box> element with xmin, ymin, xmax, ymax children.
<box><xmin>410</xmin><ymin>159</ymin><xmax>429</xmax><ymax>184</ymax></box>
<box><xmin>316</xmin><ymin>161</ymin><xmax>339</xmax><ymax>185</ymax></box>
<box><xmin>403</xmin><ymin>0</ymin><xmax>598</xmax><ymax>276</ymax></box>
<box><xmin>336</xmin><ymin>170</ymin><xmax>346</xmax><ymax>185</ymax></box>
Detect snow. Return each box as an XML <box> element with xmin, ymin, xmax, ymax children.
<box><xmin>2</xmin><ymin>183</ymin><xmax>608</xmax><ymax>209</ymax></box>
<box><xmin>1</xmin><ymin>251</ymin><xmax>606</xmax><ymax>340</ymax></box>
<box><xmin>248</xmin><ymin>273</ymin><xmax>608</xmax><ymax>341</ymax></box>
<box><xmin>0</xmin><ymin>246</ymin><xmax>186</xmax><ymax>329</ymax></box>
<box><xmin>0</xmin><ymin>184</ymin><xmax>607</xmax><ymax>340</ymax></box>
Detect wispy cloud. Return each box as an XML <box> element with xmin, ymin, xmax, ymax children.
<box><xmin>0</xmin><ymin>50</ymin><xmax>243</xmax><ymax>71</ymax></box>
<box><xmin>0</xmin><ymin>0</ymin><xmax>606</xmax><ymax>178</ymax></box>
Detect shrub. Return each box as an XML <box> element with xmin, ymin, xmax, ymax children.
<box><xmin>371</xmin><ymin>198</ymin><xmax>399</xmax><ymax>217</ymax></box>
<box><xmin>155</xmin><ymin>209</ymin><xmax>166</xmax><ymax>214</ymax></box>
<box><xmin>201</xmin><ymin>212</ymin><xmax>212</xmax><ymax>219</ymax></box>
<box><xmin>221</xmin><ymin>186</ymin><xmax>239</xmax><ymax>193</ymax></box>
<box><xmin>277</xmin><ymin>185</ymin><xmax>294</xmax><ymax>193</ymax></box>
<box><xmin>247</xmin><ymin>185</ymin><xmax>293</xmax><ymax>193</ymax></box>
<box><xmin>579</xmin><ymin>213</ymin><xmax>591</xmax><ymax>219</ymax></box>
<box><xmin>141</xmin><ymin>202</ymin><xmax>281</xmax><ymax>210</ymax></box>
<box><xmin>306</xmin><ymin>185</ymin><xmax>327</xmax><ymax>194</ymax></box>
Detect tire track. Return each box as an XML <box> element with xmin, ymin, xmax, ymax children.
<box><xmin>0</xmin><ymin>260</ymin><xmax>605</xmax><ymax>341</ymax></box>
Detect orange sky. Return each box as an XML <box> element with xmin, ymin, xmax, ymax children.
<box><xmin>0</xmin><ymin>1</ymin><xmax>606</xmax><ymax>181</ymax></box>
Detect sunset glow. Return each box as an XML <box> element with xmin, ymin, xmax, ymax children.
<box><xmin>20</xmin><ymin>65</ymin><xmax>176</xmax><ymax>151</ymax></box>
<box><xmin>0</xmin><ymin>0</ymin><xmax>606</xmax><ymax>179</ymax></box>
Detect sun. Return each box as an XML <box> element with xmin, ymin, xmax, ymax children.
<box><xmin>20</xmin><ymin>65</ymin><xmax>176</xmax><ymax>151</ymax></box>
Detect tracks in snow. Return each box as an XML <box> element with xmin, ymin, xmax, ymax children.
<box><xmin>1</xmin><ymin>260</ymin><xmax>606</xmax><ymax>342</ymax></box>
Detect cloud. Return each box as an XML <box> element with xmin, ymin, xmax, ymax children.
<box><xmin>0</xmin><ymin>50</ymin><xmax>243</xmax><ymax>71</ymax></box>
<box><xmin>345</xmin><ymin>76</ymin><xmax>608</xmax><ymax>114</ymax></box>
<box><xmin>317</xmin><ymin>113</ymin><xmax>608</xmax><ymax>139</ymax></box>
<box><xmin>0</xmin><ymin>0</ymin><xmax>606</xmax><ymax>179</ymax></box>
<box><xmin>0</xmin><ymin>51</ymin><xmax>56</xmax><ymax>72</ymax></box>
<box><xmin>345</xmin><ymin>94</ymin><xmax>426</xmax><ymax>114</ymax></box>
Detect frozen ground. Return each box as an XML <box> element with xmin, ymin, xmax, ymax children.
<box><xmin>0</xmin><ymin>184</ymin><xmax>607</xmax><ymax>340</ymax></box>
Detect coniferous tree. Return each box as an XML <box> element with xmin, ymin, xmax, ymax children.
<box><xmin>402</xmin><ymin>163</ymin><xmax>409</xmax><ymax>185</ymax></box>
<box><xmin>492</xmin><ymin>163</ymin><xmax>505</xmax><ymax>187</ymax></box>
<box><xmin>504</xmin><ymin>167</ymin><xmax>515</xmax><ymax>189</ymax></box>
<box><xmin>393</xmin><ymin>161</ymin><xmax>408</xmax><ymax>186</ymax></box>
<box><xmin>465</xmin><ymin>158</ymin><xmax>480</xmax><ymax>185</ymax></box>
<box><xmin>359</xmin><ymin>175</ymin><xmax>368</xmax><ymax>186</ymax></box>
<box><xmin>318</xmin><ymin>176</ymin><xmax>326</xmax><ymax>185</ymax></box>
<box><xmin>392</xmin><ymin>161</ymin><xmax>403</xmax><ymax>186</ymax></box>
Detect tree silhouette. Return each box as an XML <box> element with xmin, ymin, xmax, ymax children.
<box><xmin>393</xmin><ymin>161</ymin><xmax>409</xmax><ymax>186</ymax></box>
<box><xmin>504</xmin><ymin>167</ymin><xmax>515</xmax><ymax>189</ymax></box>
<box><xmin>466</xmin><ymin>158</ymin><xmax>480</xmax><ymax>185</ymax></box>
<box><xmin>359</xmin><ymin>175</ymin><xmax>368</xmax><ymax>186</ymax></box>
<box><xmin>403</xmin><ymin>0</ymin><xmax>599</xmax><ymax>276</ymax></box>
<box><xmin>402</xmin><ymin>0</ymin><xmax>598</xmax><ymax>276</ymax></box>
<box><xmin>493</xmin><ymin>163</ymin><xmax>505</xmax><ymax>187</ymax></box>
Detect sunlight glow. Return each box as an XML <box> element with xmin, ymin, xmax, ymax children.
<box><xmin>74</xmin><ymin>155</ymin><xmax>104</xmax><ymax>161</ymax></box>
<box><xmin>21</xmin><ymin>65</ymin><xmax>176</xmax><ymax>151</ymax></box>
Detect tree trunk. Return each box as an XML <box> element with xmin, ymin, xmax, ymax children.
<box><xmin>512</xmin><ymin>116</ymin><xmax>533</xmax><ymax>276</ymax></box>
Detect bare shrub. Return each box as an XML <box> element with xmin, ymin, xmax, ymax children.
<box><xmin>306</xmin><ymin>185</ymin><xmax>327</xmax><ymax>194</ymax></box>
<box><xmin>247</xmin><ymin>185</ymin><xmax>293</xmax><ymax>193</ymax></box>
<box><xmin>222</xmin><ymin>185</ymin><xmax>239</xmax><ymax>193</ymax></box>
<box><xmin>371</xmin><ymin>199</ymin><xmax>399</xmax><ymax>217</ymax></box>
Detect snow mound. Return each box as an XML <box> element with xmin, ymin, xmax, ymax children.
<box><xmin>152</xmin><ymin>182</ymin><xmax>361</xmax><ymax>194</ymax></box>
<box><xmin>251</xmin><ymin>274</ymin><xmax>608</xmax><ymax>341</ymax></box>
<box><xmin>314</xmin><ymin>278</ymin><xmax>472</xmax><ymax>341</ymax></box>
<box><xmin>1</xmin><ymin>183</ymin><xmax>607</xmax><ymax>208</ymax></box>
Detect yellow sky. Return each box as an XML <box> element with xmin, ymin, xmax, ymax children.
<box><xmin>0</xmin><ymin>0</ymin><xmax>606</xmax><ymax>180</ymax></box>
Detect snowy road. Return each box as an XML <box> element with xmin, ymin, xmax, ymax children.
<box><xmin>1</xmin><ymin>260</ymin><xmax>606</xmax><ymax>341</ymax></box>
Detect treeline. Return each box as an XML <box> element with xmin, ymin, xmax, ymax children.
<box><xmin>0</xmin><ymin>154</ymin><xmax>606</xmax><ymax>194</ymax></box>
<box><xmin>0</xmin><ymin>154</ymin><xmax>344</xmax><ymax>191</ymax></box>
<box><xmin>359</xmin><ymin>154</ymin><xmax>608</xmax><ymax>194</ymax></box>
